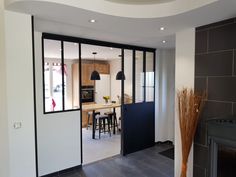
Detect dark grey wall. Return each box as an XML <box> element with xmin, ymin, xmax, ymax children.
<box><xmin>194</xmin><ymin>18</ymin><xmax>236</xmax><ymax>177</ymax></box>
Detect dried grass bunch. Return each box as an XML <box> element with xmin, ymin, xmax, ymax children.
<box><xmin>177</xmin><ymin>88</ymin><xmax>206</xmax><ymax>177</ymax></box>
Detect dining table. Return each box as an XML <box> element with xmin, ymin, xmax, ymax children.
<box><xmin>82</xmin><ymin>103</ymin><xmax>121</xmax><ymax>139</ymax></box>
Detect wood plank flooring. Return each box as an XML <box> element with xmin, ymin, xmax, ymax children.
<box><xmin>58</xmin><ymin>144</ymin><xmax>174</xmax><ymax>177</ymax></box>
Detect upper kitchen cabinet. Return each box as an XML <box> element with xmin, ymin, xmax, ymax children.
<box><xmin>81</xmin><ymin>62</ymin><xmax>95</xmax><ymax>86</ymax></box>
<box><xmin>74</xmin><ymin>61</ymin><xmax>110</xmax><ymax>86</ymax></box>
<box><xmin>95</xmin><ymin>63</ymin><xmax>110</xmax><ymax>74</ymax></box>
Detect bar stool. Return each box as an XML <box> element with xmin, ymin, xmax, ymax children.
<box><xmin>104</xmin><ymin>112</ymin><xmax>118</xmax><ymax>134</ymax></box>
<box><xmin>95</xmin><ymin>115</ymin><xmax>111</xmax><ymax>139</ymax></box>
<box><xmin>87</xmin><ymin>111</ymin><xmax>100</xmax><ymax>130</ymax></box>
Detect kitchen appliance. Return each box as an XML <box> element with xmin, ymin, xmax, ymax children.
<box><xmin>81</xmin><ymin>86</ymin><xmax>94</xmax><ymax>103</ymax></box>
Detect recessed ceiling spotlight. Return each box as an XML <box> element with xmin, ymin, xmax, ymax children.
<box><xmin>162</xmin><ymin>40</ymin><xmax>166</xmax><ymax>44</ymax></box>
<box><xmin>89</xmin><ymin>19</ymin><xmax>96</xmax><ymax>23</ymax></box>
<box><xmin>160</xmin><ymin>27</ymin><xmax>165</xmax><ymax>31</ymax></box>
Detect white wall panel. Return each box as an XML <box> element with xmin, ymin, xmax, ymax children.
<box><xmin>34</xmin><ymin>32</ymin><xmax>81</xmax><ymax>176</ymax></box>
<box><xmin>0</xmin><ymin>1</ymin><xmax>9</xmax><ymax>177</ymax></box>
<box><xmin>5</xmin><ymin>10</ymin><xmax>36</xmax><ymax>177</ymax></box>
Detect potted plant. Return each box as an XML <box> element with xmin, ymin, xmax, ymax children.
<box><xmin>103</xmin><ymin>96</ymin><xmax>110</xmax><ymax>104</ymax></box>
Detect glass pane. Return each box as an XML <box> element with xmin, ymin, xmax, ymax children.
<box><xmin>52</xmin><ymin>63</ymin><xmax>63</xmax><ymax>111</ymax></box>
<box><xmin>135</xmin><ymin>51</ymin><xmax>144</xmax><ymax>103</ymax></box>
<box><xmin>124</xmin><ymin>50</ymin><xmax>133</xmax><ymax>104</ymax></box>
<box><xmin>43</xmin><ymin>39</ymin><xmax>62</xmax><ymax>112</ymax></box>
<box><xmin>64</xmin><ymin>42</ymin><xmax>79</xmax><ymax>110</ymax></box>
<box><xmin>146</xmin><ymin>52</ymin><xmax>154</xmax><ymax>102</ymax></box>
<box><xmin>44</xmin><ymin>62</ymin><xmax>51</xmax><ymax>112</ymax></box>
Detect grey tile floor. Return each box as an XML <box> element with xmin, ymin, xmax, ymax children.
<box><xmin>60</xmin><ymin>144</ymin><xmax>174</xmax><ymax>177</ymax></box>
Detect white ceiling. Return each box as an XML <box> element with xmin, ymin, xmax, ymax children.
<box><xmin>105</xmin><ymin>0</ymin><xmax>174</xmax><ymax>5</ymax></box>
<box><xmin>5</xmin><ymin>0</ymin><xmax>218</xmax><ymax>18</ymax></box>
<box><xmin>5</xmin><ymin>0</ymin><xmax>236</xmax><ymax>49</ymax></box>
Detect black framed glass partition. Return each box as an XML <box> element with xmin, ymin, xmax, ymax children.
<box><xmin>42</xmin><ymin>33</ymin><xmax>156</xmax><ymax>114</ymax></box>
<box><xmin>40</xmin><ymin>32</ymin><xmax>156</xmax><ymax>173</ymax></box>
<box><xmin>42</xmin><ymin>39</ymin><xmax>80</xmax><ymax>113</ymax></box>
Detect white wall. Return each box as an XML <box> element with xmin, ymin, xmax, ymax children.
<box><xmin>109</xmin><ymin>59</ymin><xmax>121</xmax><ymax>118</ymax></box>
<box><xmin>109</xmin><ymin>59</ymin><xmax>121</xmax><ymax>102</ymax></box>
<box><xmin>0</xmin><ymin>1</ymin><xmax>9</xmax><ymax>177</ymax></box>
<box><xmin>5</xmin><ymin>11</ymin><xmax>36</xmax><ymax>177</ymax></box>
<box><xmin>175</xmin><ymin>28</ymin><xmax>195</xmax><ymax>177</ymax></box>
<box><xmin>155</xmin><ymin>49</ymin><xmax>175</xmax><ymax>142</ymax></box>
<box><xmin>34</xmin><ymin>32</ymin><xmax>81</xmax><ymax>176</ymax></box>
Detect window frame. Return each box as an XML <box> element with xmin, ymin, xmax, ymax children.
<box><xmin>42</xmin><ymin>38</ymin><xmax>81</xmax><ymax>114</ymax></box>
<box><xmin>42</xmin><ymin>33</ymin><xmax>156</xmax><ymax>114</ymax></box>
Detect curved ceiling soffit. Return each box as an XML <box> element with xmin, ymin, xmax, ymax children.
<box><xmin>5</xmin><ymin>0</ymin><xmax>218</xmax><ymax>19</ymax></box>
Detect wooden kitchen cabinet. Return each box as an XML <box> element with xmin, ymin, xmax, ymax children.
<box><xmin>95</xmin><ymin>63</ymin><xmax>109</xmax><ymax>74</ymax></box>
<box><xmin>81</xmin><ymin>63</ymin><xmax>95</xmax><ymax>86</ymax></box>
<box><xmin>82</xmin><ymin>110</ymin><xmax>89</xmax><ymax>128</ymax></box>
<box><xmin>81</xmin><ymin>61</ymin><xmax>109</xmax><ymax>86</ymax></box>
<box><xmin>72</xmin><ymin>61</ymin><xmax>110</xmax><ymax>87</ymax></box>
<box><xmin>72</xmin><ymin>63</ymin><xmax>80</xmax><ymax>108</ymax></box>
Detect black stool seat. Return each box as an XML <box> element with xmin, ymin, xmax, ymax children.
<box><xmin>104</xmin><ymin>112</ymin><xmax>113</xmax><ymax>115</ymax></box>
<box><xmin>87</xmin><ymin>111</ymin><xmax>100</xmax><ymax>129</ymax></box>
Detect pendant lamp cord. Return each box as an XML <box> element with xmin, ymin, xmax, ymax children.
<box><xmin>93</xmin><ymin>52</ymin><xmax>96</xmax><ymax>71</ymax></box>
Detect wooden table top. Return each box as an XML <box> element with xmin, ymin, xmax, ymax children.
<box><xmin>82</xmin><ymin>103</ymin><xmax>121</xmax><ymax>112</ymax></box>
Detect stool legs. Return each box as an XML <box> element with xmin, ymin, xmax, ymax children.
<box><xmin>87</xmin><ymin>113</ymin><xmax>90</xmax><ymax>130</ymax></box>
<box><xmin>99</xmin><ymin>119</ymin><xmax>102</xmax><ymax>139</ymax></box>
<box><xmin>95</xmin><ymin>115</ymin><xmax>113</xmax><ymax>139</ymax></box>
<box><xmin>107</xmin><ymin>116</ymin><xmax>111</xmax><ymax>137</ymax></box>
<box><xmin>113</xmin><ymin>113</ymin><xmax>118</xmax><ymax>134</ymax></box>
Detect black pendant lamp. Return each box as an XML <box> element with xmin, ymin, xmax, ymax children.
<box><xmin>90</xmin><ymin>52</ymin><xmax>100</xmax><ymax>80</ymax></box>
<box><xmin>116</xmin><ymin>71</ymin><xmax>125</xmax><ymax>80</ymax></box>
<box><xmin>116</xmin><ymin>54</ymin><xmax>126</xmax><ymax>80</ymax></box>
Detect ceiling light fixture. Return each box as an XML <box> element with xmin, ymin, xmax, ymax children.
<box><xmin>116</xmin><ymin>55</ymin><xmax>126</xmax><ymax>80</ymax></box>
<box><xmin>116</xmin><ymin>71</ymin><xmax>126</xmax><ymax>80</ymax></box>
<box><xmin>90</xmin><ymin>52</ymin><xmax>100</xmax><ymax>80</ymax></box>
<box><xmin>162</xmin><ymin>40</ymin><xmax>166</xmax><ymax>44</ymax></box>
<box><xmin>160</xmin><ymin>27</ymin><xmax>165</xmax><ymax>31</ymax></box>
<box><xmin>89</xmin><ymin>19</ymin><xmax>96</xmax><ymax>23</ymax></box>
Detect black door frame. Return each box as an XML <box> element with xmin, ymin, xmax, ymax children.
<box><xmin>33</xmin><ymin>21</ymin><xmax>156</xmax><ymax>175</ymax></box>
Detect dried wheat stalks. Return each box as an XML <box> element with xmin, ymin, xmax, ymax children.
<box><xmin>177</xmin><ymin>88</ymin><xmax>205</xmax><ymax>177</ymax></box>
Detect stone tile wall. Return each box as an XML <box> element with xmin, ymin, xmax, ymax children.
<box><xmin>194</xmin><ymin>18</ymin><xmax>236</xmax><ymax>177</ymax></box>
